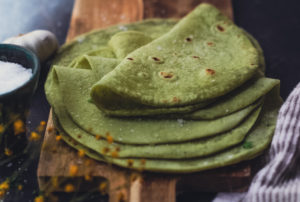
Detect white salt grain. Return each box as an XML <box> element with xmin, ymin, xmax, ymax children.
<box><xmin>177</xmin><ymin>119</ymin><xmax>185</xmax><ymax>127</ymax></box>
<box><xmin>156</xmin><ymin>46</ymin><xmax>162</xmax><ymax>51</ymax></box>
<box><xmin>0</xmin><ymin>61</ymin><xmax>32</xmax><ymax>94</ymax></box>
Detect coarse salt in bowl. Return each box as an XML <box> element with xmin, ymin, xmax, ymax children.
<box><xmin>0</xmin><ymin>61</ymin><xmax>33</xmax><ymax>94</ymax></box>
<box><xmin>0</xmin><ymin>44</ymin><xmax>40</xmax><ymax>157</ymax></box>
<box><xmin>0</xmin><ymin>44</ymin><xmax>40</xmax><ymax>100</ymax></box>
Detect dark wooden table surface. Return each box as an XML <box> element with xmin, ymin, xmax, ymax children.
<box><xmin>0</xmin><ymin>0</ymin><xmax>300</xmax><ymax>201</ymax></box>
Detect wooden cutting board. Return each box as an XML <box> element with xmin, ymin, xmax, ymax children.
<box><xmin>37</xmin><ymin>1</ymin><xmax>258</xmax><ymax>201</ymax></box>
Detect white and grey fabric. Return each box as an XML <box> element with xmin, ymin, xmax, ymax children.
<box><xmin>214</xmin><ymin>82</ymin><xmax>300</xmax><ymax>202</ymax></box>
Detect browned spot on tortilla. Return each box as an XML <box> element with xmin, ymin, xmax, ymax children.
<box><xmin>185</xmin><ymin>37</ymin><xmax>192</xmax><ymax>42</ymax></box>
<box><xmin>106</xmin><ymin>135</ymin><xmax>113</xmax><ymax>144</ymax></box>
<box><xmin>127</xmin><ymin>159</ymin><xmax>134</xmax><ymax>167</ymax></box>
<box><xmin>127</xmin><ymin>57</ymin><xmax>133</xmax><ymax>60</ymax></box>
<box><xmin>102</xmin><ymin>147</ymin><xmax>110</xmax><ymax>154</ymax></box>
<box><xmin>95</xmin><ymin>135</ymin><xmax>102</xmax><ymax>140</ymax></box>
<box><xmin>111</xmin><ymin>151</ymin><xmax>119</xmax><ymax>158</ymax></box>
<box><xmin>192</xmin><ymin>56</ymin><xmax>200</xmax><ymax>59</ymax></box>
<box><xmin>217</xmin><ymin>25</ymin><xmax>225</xmax><ymax>32</ymax></box>
<box><xmin>152</xmin><ymin>57</ymin><xmax>160</xmax><ymax>61</ymax></box>
<box><xmin>207</xmin><ymin>42</ymin><xmax>214</xmax><ymax>46</ymax></box>
<box><xmin>206</xmin><ymin>68</ymin><xmax>216</xmax><ymax>75</ymax></box>
<box><xmin>140</xmin><ymin>159</ymin><xmax>146</xmax><ymax>166</ymax></box>
<box><xmin>173</xmin><ymin>97</ymin><xmax>180</xmax><ymax>103</ymax></box>
<box><xmin>160</xmin><ymin>72</ymin><xmax>173</xmax><ymax>79</ymax></box>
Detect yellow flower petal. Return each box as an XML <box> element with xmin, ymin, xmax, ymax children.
<box><xmin>84</xmin><ymin>175</ymin><xmax>92</xmax><ymax>181</ymax></box>
<box><xmin>69</xmin><ymin>165</ymin><xmax>78</xmax><ymax>176</ymax></box>
<box><xmin>55</xmin><ymin>135</ymin><xmax>62</xmax><ymax>141</ymax></box>
<box><xmin>0</xmin><ymin>190</ymin><xmax>5</xmax><ymax>198</ymax></box>
<box><xmin>17</xmin><ymin>184</ymin><xmax>23</xmax><ymax>191</ymax></box>
<box><xmin>40</xmin><ymin>121</ymin><xmax>46</xmax><ymax>126</ymax></box>
<box><xmin>13</xmin><ymin>119</ymin><xmax>25</xmax><ymax>135</ymax></box>
<box><xmin>77</xmin><ymin>149</ymin><xmax>85</xmax><ymax>157</ymax></box>
<box><xmin>34</xmin><ymin>195</ymin><xmax>44</xmax><ymax>202</ymax></box>
<box><xmin>29</xmin><ymin>132</ymin><xmax>41</xmax><ymax>141</ymax></box>
<box><xmin>99</xmin><ymin>182</ymin><xmax>108</xmax><ymax>194</ymax></box>
<box><xmin>64</xmin><ymin>184</ymin><xmax>75</xmax><ymax>192</ymax></box>
<box><xmin>0</xmin><ymin>125</ymin><xmax>4</xmax><ymax>133</ymax></box>
<box><xmin>0</xmin><ymin>180</ymin><xmax>9</xmax><ymax>190</ymax></box>
<box><xmin>4</xmin><ymin>148</ymin><xmax>13</xmax><ymax>156</ymax></box>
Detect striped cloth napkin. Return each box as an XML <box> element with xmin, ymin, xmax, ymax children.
<box><xmin>214</xmin><ymin>82</ymin><xmax>300</xmax><ymax>202</ymax></box>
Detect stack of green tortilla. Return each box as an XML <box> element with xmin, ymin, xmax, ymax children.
<box><xmin>45</xmin><ymin>4</ymin><xmax>282</xmax><ymax>173</ymax></box>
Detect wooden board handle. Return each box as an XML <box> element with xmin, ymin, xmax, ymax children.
<box><xmin>67</xmin><ymin>0</ymin><xmax>144</xmax><ymax>41</ymax></box>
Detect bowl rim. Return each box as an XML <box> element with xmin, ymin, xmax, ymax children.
<box><xmin>0</xmin><ymin>44</ymin><xmax>40</xmax><ymax>98</ymax></box>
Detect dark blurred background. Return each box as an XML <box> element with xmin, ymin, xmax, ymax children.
<box><xmin>0</xmin><ymin>0</ymin><xmax>299</xmax><ymax>201</ymax></box>
<box><xmin>233</xmin><ymin>0</ymin><xmax>300</xmax><ymax>100</ymax></box>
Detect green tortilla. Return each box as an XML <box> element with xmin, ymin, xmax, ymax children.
<box><xmin>49</xmin><ymin>65</ymin><xmax>264</xmax><ymax>160</ymax></box>
<box><xmin>68</xmin><ymin>52</ymin><xmax>277</xmax><ymax>120</ymax></box>
<box><xmin>46</xmin><ymin>11</ymin><xmax>267</xmax><ymax>118</ymax></box>
<box><xmin>91</xmin><ymin>4</ymin><xmax>260</xmax><ymax>115</ymax></box>
<box><xmin>62</xmin><ymin>30</ymin><xmax>271</xmax><ymax>119</ymax></box>
<box><xmin>44</xmin><ymin>4</ymin><xmax>282</xmax><ymax>173</ymax></box>
<box><xmin>183</xmin><ymin>76</ymin><xmax>279</xmax><ymax>119</ymax></box>
<box><xmin>66</xmin><ymin>41</ymin><xmax>275</xmax><ymax>120</ymax></box>
<box><xmin>52</xmin><ymin>104</ymin><xmax>262</xmax><ymax>159</ymax></box>
<box><xmin>53</xmin><ymin>86</ymin><xmax>281</xmax><ymax>173</ymax></box>
<box><xmin>108</xmin><ymin>30</ymin><xmax>153</xmax><ymax>59</ymax></box>
<box><xmin>68</xmin><ymin>34</ymin><xmax>213</xmax><ymax>116</ymax></box>
<box><xmin>52</xmin><ymin>66</ymin><xmax>259</xmax><ymax>145</ymax></box>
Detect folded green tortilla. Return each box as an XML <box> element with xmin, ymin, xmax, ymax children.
<box><xmin>53</xmin><ymin>66</ymin><xmax>262</xmax><ymax>144</ymax></box>
<box><xmin>91</xmin><ymin>4</ymin><xmax>260</xmax><ymax>115</ymax></box>
<box><xmin>44</xmin><ymin>4</ymin><xmax>282</xmax><ymax>173</ymax></box>
<box><xmin>50</xmin><ymin>66</ymin><xmax>264</xmax><ymax>159</ymax></box>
